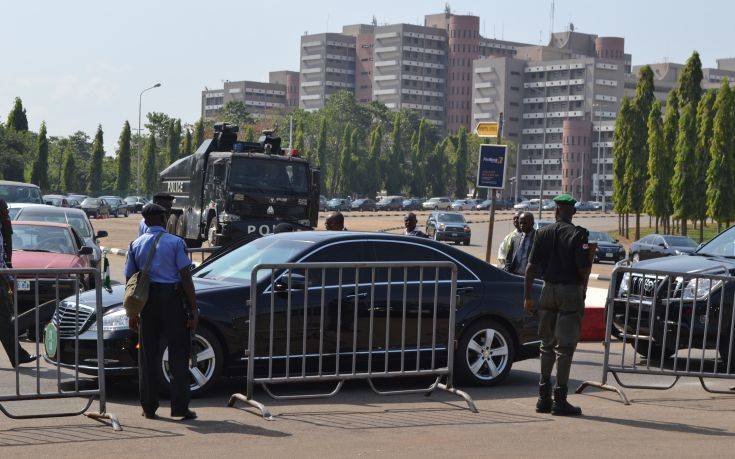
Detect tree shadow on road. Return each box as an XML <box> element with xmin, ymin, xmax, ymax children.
<box><xmin>583</xmin><ymin>415</ymin><xmax>735</xmax><ymax>437</ymax></box>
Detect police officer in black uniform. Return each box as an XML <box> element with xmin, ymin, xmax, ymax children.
<box><xmin>523</xmin><ymin>194</ymin><xmax>591</xmax><ymax>416</ymax></box>
<box><xmin>126</xmin><ymin>204</ymin><xmax>198</xmax><ymax>420</ymax></box>
<box><xmin>403</xmin><ymin>213</ymin><xmax>428</xmax><ymax>237</ymax></box>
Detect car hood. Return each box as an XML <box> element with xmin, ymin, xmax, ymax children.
<box><xmin>71</xmin><ymin>277</ymin><xmax>252</xmax><ymax>311</ymax></box>
<box><xmin>12</xmin><ymin>251</ymin><xmax>81</xmax><ymax>269</ymax></box>
<box><xmin>632</xmin><ymin>254</ymin><xmax>734</xmax><ymax>275</ymax></box>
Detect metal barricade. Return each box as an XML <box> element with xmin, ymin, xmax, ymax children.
<box><xmin>578</xmin><ymin>265</ymin><xmax>735</xmax><ymax>404</ymax></box>
<box><xmin>0</xmin><ymin>267</ymin><xmax>121</xmax><ymax>430</ymax></box>
<box><xmin>186</xmin><ymin>246</ymin><xmax>220</xmax><ymax>266</ymax></box>
<box><xmin>229</xmin><ymin>261</ymin><xmax>478</xmax><ymax>420</ymax></box>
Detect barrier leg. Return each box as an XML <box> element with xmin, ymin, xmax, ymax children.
<box><xmin>260</xmin><ymin>380</ymin><xmax>344</xmax><ymax>400</ymax></box>
<box><xmin>698</xmin><ymin>377</ymin><xmax>735</xmax><ymax>395</ymax></box>
<box><xmin>436</xmin><ymin>383</ymin><xmax>479</xmax><ymax>413</ymax></box>
<box><xmin>610</xmin><ymin>370</ymin><xmax>680</xmax><ymax>391</ymax></box>
<box><xmin>85</xmin><ymin>411</ymin><xmax>123</xmax><ymax>431</ymax></box>
<box><xmin>228</xmin><ymin>393</ymin><xmax>275</xmax><ymax>421</ymax></box>
<box><xmin>367</xmin><ymin>377</ymin><xmax>479</xmax><ymax>413</ymax></box>
<box><xmin>576</xmin><ymin>380</ymin><xmax>630</xmax><ymax>405</ymax></box>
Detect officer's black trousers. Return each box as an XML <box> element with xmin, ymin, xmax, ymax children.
<box><xmin>0</xmin><ymin>276</ymin><xmax>32</xmax><ymax>366</ymax></box>
<box><xmin>139</xmin><ymin>283</ymin><xmax>190</xmax><ymax>417</ymax></box>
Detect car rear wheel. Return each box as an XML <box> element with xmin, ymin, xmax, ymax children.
<box><xmin>158</xmin><ymin>326</ymin><xmax>222</xmax><ymax>396</ymax></box>
<box><xmin>456</xmin><ymin>319</ymin><xmax>514</xmax><ymax>386</ymax></box>
<box><xmin>632</xmin><ymin>340</ymin><xmax>673</xmax><ymax>360</ymax></box>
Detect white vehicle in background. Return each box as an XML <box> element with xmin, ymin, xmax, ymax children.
<box><xmin>422</xmin><ymin>197</ymin><xmax>452</xmax><ymax>210</ymax></box>
<box><xmin>450</xmin><ymin>199</ymin><xmax>475</xmax><ymax>211</ymax></box>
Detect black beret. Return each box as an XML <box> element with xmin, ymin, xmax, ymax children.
<box><xmin>142</xmin><ymin>203</ymin><xmax>166</xmax><ymax>217</ymax></box>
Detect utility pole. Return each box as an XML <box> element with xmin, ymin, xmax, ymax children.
<box><xmin>137</xmin><ymin>83</ymin><xmax>162</xmax><ymax>195</ymax></box>
<box><xmin>484</xmin><ymin>112</ymin><xmax>504</xmax><ymax>264</ymax></box>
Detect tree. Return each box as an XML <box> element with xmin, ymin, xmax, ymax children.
<box><xmin>166</xmin><ymin>120</ymin><xmax>180</xmax><ymax>165</ymax></box>
<box><xmin>411</xmin><ymin>119</ymin><xmax>431</xmax><ymax>197</ymax></box>
<box><xmin>707</xmin><ymin>79</ymin><xmax>735</xmax><ymax>229</ymax></box>
<box><xmin>294</xmin><ymin>118</ymin><xmax>305</xmax><ymax>157</ymax></box>
<box><xmin>87</xmin><ymin>125</ymin><xmax>104</xmax><ymax>195</ymax></box>
<box><xmin>31</xmin><ymin>122</ymin><xmax>49</xmax><ymax>190</ymax></box>
<box><xmin>61</xmin><ymin>145</ymin><xmax>77</xmax><ymax>193</ymax></box>
<box><xmin>454</xmin><ymin>127</ymin><xmax>469</xmax><ymax>198</ymax></box>
<box><xmin>181</xmin><ymin>128</ymin><xmax>193</xmax><ymax>156</ymax></box>
<box><xmin>694</xmin><ymin>91</ymin><xmax>716</xmax><ymax>241</ymax></box>
<box><xmin>144</xmin><ymin>112</ymin><xmax>173</xmax><ymax>142</ymax></box>
<box><xmin>6</xmin><ymin>97</ymin><xmax>28</xmax><ymax>131</ymax></box>
<box><xmin>612</xmin><ymin>98</ymin><xmax>633</xmax><ymax>236</ymax></box>
<box><xmin>315</xmin><ymin>117</ymin><xmax>327</xmax><ymax>191</ymax></box>
<box><xmin>142</xmin><ymin>133</ymin><xmax>158</xmax><ymax>195</ymax></box>
<box><xmin>671</xmin><ymin>103</ymin><xmax>698</xmax><ymax>236</ymax></box>
<box><xmin>678</xmin><ymin>52</ymin><xmax>704</xmax><ymax>109</ymax></box>
<box><xmin>221</xmin><ymin>101</ymin><xmax>255</xmax><ymax>126</ymax></box>
<box><xmin>193</xmin><ymin>118</ymin><xmax>205</xmax><ymax>149</ymax></box>
<box><xmin>116</xmin><ymin>121</ymin><xmax>132</xmax><ymax>195</ymax></box>
<box><xmin>365</xmin><ymin>125</ymin><xmax>382</xmax><ymax>197</ymax></box>
<box><xmin>385</xmin><ymin>113</ymin><xmax>403</xmax><ymax>194</ymax></box>
<box><xmin>428</xmin><ymin>138</ymin><xmax>449</xmax><ymax>196</ymax></box>
<box><xmin>644</xmin><ymin>102</ymin><xmax>667</xmax><ymax>233</ymax></box>
<box><xmin>337</xmin><ymin>124</ymin><xmax>352</xmax><ymax>195</ymax></box>
<box><xmin>661</xmin><ymin>90</ymin><xmax>680</xmax><ymax>232</ymax></box>
<box><xmin>244</xmin><ymin>125</ymin><xmax>256</xmax><ymax>143</ymax></box>
<box><xmin>634</xmin><ymin>65</ymin><xmax>656</xmax><ymax>122</ymax></box>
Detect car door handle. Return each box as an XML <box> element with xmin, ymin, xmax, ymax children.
<box><xmin>345</xmin><ymin>292</ymin><xmax>368</xmax><ymax>299</ymax></box>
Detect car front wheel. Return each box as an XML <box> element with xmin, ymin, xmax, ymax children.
<box><xmin>456</xmin><ymin>319</ymin><xmax>514</xmax><ymax>386</ymax></box>
<box><xmin>158</xmin><ymin>326</ymin><xmax>222</xmax><ymax>396</ymax></box>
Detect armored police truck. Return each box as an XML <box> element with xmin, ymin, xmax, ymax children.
<box><xmin>159</xmin><ymin>123</ymin><xmax>320</xmax><ymax>247</ymax></box>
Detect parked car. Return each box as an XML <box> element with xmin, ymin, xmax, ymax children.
<box><xmin>0</xmin><ymin>180</ymin><xmax>43</xmax><ymax>204</ymax></box>
<box><xmin>124</xmin><ymin>196</ymin><xmax>148</xmax><ymax>213</ymax></box>
<box><xmin>611</xmin><ymin>226</ymin><xmax>735</xmax><ymax>362</ymax></box>
<box><xmin>475</xmin><ymin>198</ymin><xmax>513</xmax><ymax>211</ymax></box>
<box><xmin>11</xmin><ymin>221</ymin><xmax>94</xmax><ymax>317</ymax></box>
<box><xmin>426</xmin><ymin>212</ymin><xmax>471</xmax><ymax>245</ymax></box>
<box><xmin>319</xmin><ymin>195</ymin><xmax>328</xmax><ymax>212</ymax></box>
<box><xmin>9</xmin><ymin>204</ymin><xmax>108</xmax><ymax>270</ymax></box>
<box><xmin>422</xmin><ymin>197</ymin><xmax>452</xmax><ymax>211</ymax></box>
<box><xmin>629</xmin><ymin>234</ymin><xmax>698</xmax><ymax>262</ymax></box>
<box><xmin>541</xmin><ymin>199</ymin><xmax>555</xmax><ymax>211</ymax></box>
<box><xmin>401</xmin><ymin>198</ymin><xmax>423</xmax><ymax>211</ymax></box>
<box><xmin>513</xmin><ymin>199</ymin><xmax>535</xmax><ymax>211</ymax></box>
<box><xmin>450</xmin><ymin>199</ymin><xmax>475</xmax><ymax>211</ymax></box>
<box><xmin>80</xmin><ymin>198</ymin><xmax>111</xmax><ymax>218</ymax></box>
<box><xmin>588</xmin><ymin>231</ymin><xmax>626</xmax><ymax>263</ymax></box>
<box><xmin>67</xmin><ymin>194</ymin><xmax>88</xmax><ymax>203</ymax></box>
<box><xmin>376</xmin><ymin>196</ymin><xmax>404</xmax><ymax>211</ymax></box>
<box><xmin>43</xmin><ymin>231</ymin><xmax>542</xmax><ymax>395</ymax></box>
<box><xmin>326</xmin><ymin>198</ymin><xmax>351</xmax><ymax>212</ymax></box>
<box><xmin>350</xmin><ymin>198</ymin><xmax>377</xmax><ymax>212</ymax></box>
<box><xmin>575</xmin><ymin>201</ymin><xmax>598</xmax><ymax>212</ymax></box>
<box><xmin>534</xmin><ymin>220</ymin><xmax>554</xmax><ymax>230</ymax></box>
<box><xmin>43</xmin><ymin>194</ymin><xmax>69</xmax><ymax>207</ymax></box>
<box><xmin>67</xmin><ymin>198</ymin><xmax>82</xmax><ymax>209</ymax></box>
<box><xmin>100</xmin><ymin>196</ymin><xmax>130</xmax><ymax>217</ymax></box>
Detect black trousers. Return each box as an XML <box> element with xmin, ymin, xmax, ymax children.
<box><xmin>139</xmin><ymin>283</ymin><xmax>191</xmax><ymax>416</ymax></box>
<box><xmin>0</xmin><ymin>276</ymin><xmax>31</xmax><ymax>366</ymax></box>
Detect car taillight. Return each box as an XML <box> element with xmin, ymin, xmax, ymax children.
<box><xmin>290</xmin><ymin>149</ymin><xmax>299</xmax><ymax>157</ymax></box>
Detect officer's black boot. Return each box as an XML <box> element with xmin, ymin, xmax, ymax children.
<box><xmin>551</xmin><ymin>386</ymin><xmax>582</xmax><ymax>416</ymax></box>
<box><xmin>535</xmin><ymin>382</ymin><xmax>553</xmax><ymax>413</ymax></box>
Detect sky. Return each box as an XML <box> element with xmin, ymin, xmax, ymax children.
<box><xmin>1</xmin><ymin>0</ymin><xmax>733</xmax><ymax>154</ymax></box>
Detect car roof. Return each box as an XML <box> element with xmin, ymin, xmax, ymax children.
<box><xmin>14</xmin><ymin>220</ymin><xmax>71</xmax><ymax>229</ymax></box>
<box><xmin>0</xmin><ymin>180</ymin><xmax>40</xmax><ymax>187</ymax></box>
<box><xmin>10</xmin><ymin>203</ymin><xmax>88</xmax><ymax>216</ymax></box>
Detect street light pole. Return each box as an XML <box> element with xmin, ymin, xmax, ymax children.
<box><xmin>137</xmin><ymin>83</ymin><xmax>162</xmax><ymax>195</ymax></box>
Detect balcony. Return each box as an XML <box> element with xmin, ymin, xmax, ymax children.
<box><xmin>375</xmin><ymin>46</ymin><xmax>399</xmax><ymax>54</ymax></box>
<box><xmin>474</xmin><ymin>66</ymin><xmax>493</xmax><ymax>74</ymax></box>
<box><xmin>300</xmin><ymin>94</ymin><xmax>322</xmax><ymax>101</ymax></box>
<box><xmin>302</xmin><ymin>54</ymin><xmax>322</xmax><ymax>61</ymax></box>
<box><xmin>474</xmin><ymin>97</ymin><xmax>494</xmax><ymax>104</ymax></box>
<box><xmin>375</xmin><ymin>60</ymin><xmax>398</xmax><ymax>67</ymax></box>
<box><xmin>475</xmin><ymin>81</ymin><xmax>494</xmax><ymax>89</ymax></box>
<box><xmin>300</xmin><ymin>81</ymin><xmax>322</xmax><ymax>88</ymax></box>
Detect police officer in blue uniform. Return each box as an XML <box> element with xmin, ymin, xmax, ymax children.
<box><xmin>125</xmin><ymin>203</ymin><xmax>198</xmax><ymax>420</ymax></box>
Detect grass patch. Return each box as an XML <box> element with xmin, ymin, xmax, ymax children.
<box><xmin>610</xmin><ymin>220</ymin><xmax>724</xmax><ymax>244</ymax></box>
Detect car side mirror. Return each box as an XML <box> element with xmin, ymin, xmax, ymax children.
<box><xmin>96</xmin><ymin>230</ymin><xmax>108</xmax><ymax>239</ymax></box>
<box><xmin>274</xmin><ymin>273</ymin><xmax>308</xmax><ymax>293</ymax></box>
<box><xmin>658</xmin><ymin>243</ymin><xmax>667</xmax><ymax>248</ymax></box>
<box><xmin>79</xmin><ymin>246</ymin><xmax>94</xmax><ymax>255</ymax></box>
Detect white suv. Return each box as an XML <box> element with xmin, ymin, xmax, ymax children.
<box><xmin>422</xmin><ymin>197</ymin><xmax>452</xmax><ymax>210</ymax></box>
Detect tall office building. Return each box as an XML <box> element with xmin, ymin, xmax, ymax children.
<box><xmin>343</xmin><ymin>24</ymin><xmax>376</xmax><ymax>104</ymax></box>
<box><xmin>472</xmin><ymin>30</ymin><xmax>628</xmax><ymax>202</ymax></box>
<box><xmin>201</xmin><ymin>71</ymin><xmax>297</xmax><ymax>122</ymax></box>
<box><xmin>299</xmin><ymin>33</ymin><xmax>357</xmax><ymax>111</ymax></box>
<box><xmin>624</xmin><ymin>61</ymin><xmax>735</xmax><ymax>103</ymax></box>
<box><xmin>268</xmin><ymin>71</ymin><xmax>300</xmax><ymax>109</ymax></box>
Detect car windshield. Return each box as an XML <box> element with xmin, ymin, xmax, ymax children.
<box><xmin>697</xmin><ymin>226</ymin><xmax>735</xmax><ymax>256</ymax></box>
<box><xmin>229</xmin><ymin>158</ymin><xmax>309</xmax><ymax>194</ymax></box>
<box><xmin>437</xmin><ymin>213</ymin><xmax>465</xmax><ymax>223</ymax></box>
<box><xmin>12</xmin><ymin>225</ymin><xmax>75</xmax><ymax>255</ymax></box>
<box><xmin>328</xmin><ymin>199</ymin><xmax>342</xmax><ymax>205</ymax></box>
<box><xmin>124</xmin><ymin>197</ymin><xmax>137</xmax><ymax>203</ymax></box>
<box><xmin>82</xmin><ymin>198</ymin><xmax>99</xmax><ymax>206</ymax></box>
<box><xmin>195</xmin><ymin>237</ymin><xmax>313</xmax><ymax>283</ymax></box>
<box><xmin>45</xmin><ymin>198</ymin><xmax>62</xmax><ymax>205</ymax></box>
<box><xmin>663</xmin><ymin>236</ymin><xmax>697</xmax><ymax>247</ymax></box>
<box><xmin>0</xmin><ymin>184</ymin><xmax>42</xmax><ymax>203</ymax></box>
<box><xmin>589</xmin><ymin>231</ymin><xmax>615</xmax><ymax>242</ymax></box>
<box><xmin>17</xmin><ymin>209</ymin><xmax>93</xmax><ymax>238</ymax></box>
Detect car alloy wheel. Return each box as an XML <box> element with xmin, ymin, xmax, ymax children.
<box><xmin>161</xmin><ymin>328</ymin><xmax>221</xmax><ymax>395</ymax></box>
<box><xmin>456</xmin><ymin>319</ymin><xmax>514</xmax><ymax>385</ymax></box>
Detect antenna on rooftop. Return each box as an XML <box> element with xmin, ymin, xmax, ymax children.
<box><xmin>549</xmin><ymin>0</ymin><xmax>555</xmax><ymax>39</ymax></box>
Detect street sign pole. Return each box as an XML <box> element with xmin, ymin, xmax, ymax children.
<box><xmin>482</xmin><ymin>113</ymin><xmax>504</xmax><ymax>264</ymax></box>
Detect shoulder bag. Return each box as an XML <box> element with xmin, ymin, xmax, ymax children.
<box><xmin>123</xmin><ymin>231</ymin><xmax>164</xmax><ymax>317</ymax></box>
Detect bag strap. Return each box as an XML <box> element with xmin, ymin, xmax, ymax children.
<box><xmin>142</xmin><ymin>231</ymin><xmax>165</xmax><ymax>274</ymax></box>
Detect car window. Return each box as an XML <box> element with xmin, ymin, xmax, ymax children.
<box><xmin>0</xmin><ymin>184</ymin><xmax>42</xmax><ymax>203</ymax></box>
<box><xmin>663</xmin><ymin>236</ymin><xmax>697</xmax><ymax>247</ymax></box>
<box><xmin>301</xmin><ymin>241</ymin><xmax>372</xmax><ymax>285</ymax></box>
<box><xmin>17</xmin><ymin>209</ymin><xmax>93</xmax><ymax>238</ymax></box>
<box><xmin>12</xmin><ymin>225</ymin><xmax>76</xmax><ymax>255</ymax></box>
<box><xmin>436</xmin><ymin>213</ymin><xmax>466</xmax><ymax>223</ymax></box>
<box><xmin>367</xmin><ymin>240</ymin><xmax>475</xmax><ymax>282</ymax></box>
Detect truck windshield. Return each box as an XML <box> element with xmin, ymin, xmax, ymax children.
<box><xmin>229</xmin><ymin>158</ymin><xmax>309</xmax><ymax>194</ymax></box>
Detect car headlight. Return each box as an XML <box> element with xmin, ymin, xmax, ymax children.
<box><xmin>88</xmin><ymin>306</ymin><xmax>129</xmax><ymax>331</ymax></box>
<box><xmin>220</xmin><ymin>211</ymin><xmax>240</xmax><ymax>222</ymax></box>
<box><xmin>682</xmin><ymin>278</ymin><xmax>722</xmax><ymax>300</ymax></box>
<box><xmin>619</xmin><ymin>273</ymin><xmax>630</xmax><ymax>295</ymax></box>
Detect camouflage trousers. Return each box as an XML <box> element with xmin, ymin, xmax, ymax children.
<box><xmin>538</xmin><ymin>282</ymin><xmax>585</xmax><ymax>387</ymax></box>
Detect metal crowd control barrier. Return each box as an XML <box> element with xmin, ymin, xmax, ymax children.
<box><xmin>229</xmin><ymin>261</ymin><xmax>478</xmax><ymax>420</ymax></box>
<box><xmin>578</xmin><ymin>265</ymin><xmax>735</xmax><ymax>404</ymax></box>
<box><xmin>186</xmin><ymin>246</ymin><xmax>220</xmax><ymax>265</ymax></box>
<box><xmin>0</xmin><ymin>267</ymin><xmax>121</xmax><ymax>430</ymax></box>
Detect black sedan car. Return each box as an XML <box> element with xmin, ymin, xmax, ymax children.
<box><xmin>100</xmin><ymin>196</ymin><xmax>130</xmax><ymax>217</ymax></box>
<box><xmin>124</xmin><ymin>196</ymin><xmax>148</xmax><ymax>213</ymax></box>
<box><xmin>589</xmin><ymin>231</ymin><xmax>625</xmax><ymax>263</ymax></box>
<box><xmin>629</xmin><ymin>234</ymin><xmax>698</xmax><ymax>262</ymax></box>
<box><xmin>401</xmin><ymin>198</ymin><xmax>422</xmax><ymax>211</ymax></box>
<box><xmin>44</xmin><ymin>232</ymin><xmax>541</xmax><ymax>395</ymax></box>
<box><xmin>426</xmin><ymin>212</ymin><xmax>471</xmax><ymax>245</ymax></box>
<box><xmin>611</xmin><ymin>226</ymin><xmax>735</xmax><ymax>364</ymax></box>
<box><xmin>350</xmin><ymin>198</ymin><xmax>377</xmax><ymax>212</ymax></box>
<box><xmin>80</xmin><ymin>198</ymin><xmax>111</xmax><ymax>218</ymax></box>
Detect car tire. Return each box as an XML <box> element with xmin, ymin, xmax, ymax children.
<box><xmin>157</xmin><ymin>326</ymin><xmax>223</xmax><ymax>397</ymax></box>
<box><xmin>632</xmin><ymin>340</ymin><xmax>672</xmax><ymax>360</ymax></box>
<box><xmin>456</xmin><ymin>319</ymin><xmax>514</xmax><ymax>386</ymax></box>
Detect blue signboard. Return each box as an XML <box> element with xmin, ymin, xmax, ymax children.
<box><xmin>476</xmin><ymin>144</ymin><xmax>508</xmax><ymax>189</ymax></box>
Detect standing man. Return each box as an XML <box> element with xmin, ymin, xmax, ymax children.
<box><xmin>404</xmin><ymin>213</ymin><xmax>428</xmax><ymax>237</ymax></box>
<box><xmin>497</xmin><ymin>212</ymin><xmax>521</xmax><ymax>267</ymax></box>
<box><xmin>504</xmin><ymin>212</ymin><xmax>535</xmax><ymax>275</ymax></box>
<box><xmin>126</xmin><ymin>203</ymin><xmax>198</xmax><ymax>420</ymax></box>
<box><xmin>324</xmin><ymin>212</ymin><xmax>346</xmax><ymax>231</ymax></box>
<box><xmin>0</xmin><ymin>199</ymin><xmax>36</xmax><ymax>367</ymax></box>
<box><xmin>523</xmin><ymin>195</ymin><xmax>591</xmax><ymax>416</ymax></box>
<box><xmin>138</xmin><ymin>193</ymin><xmax>175</xmax><ymax>237</ymax></box>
